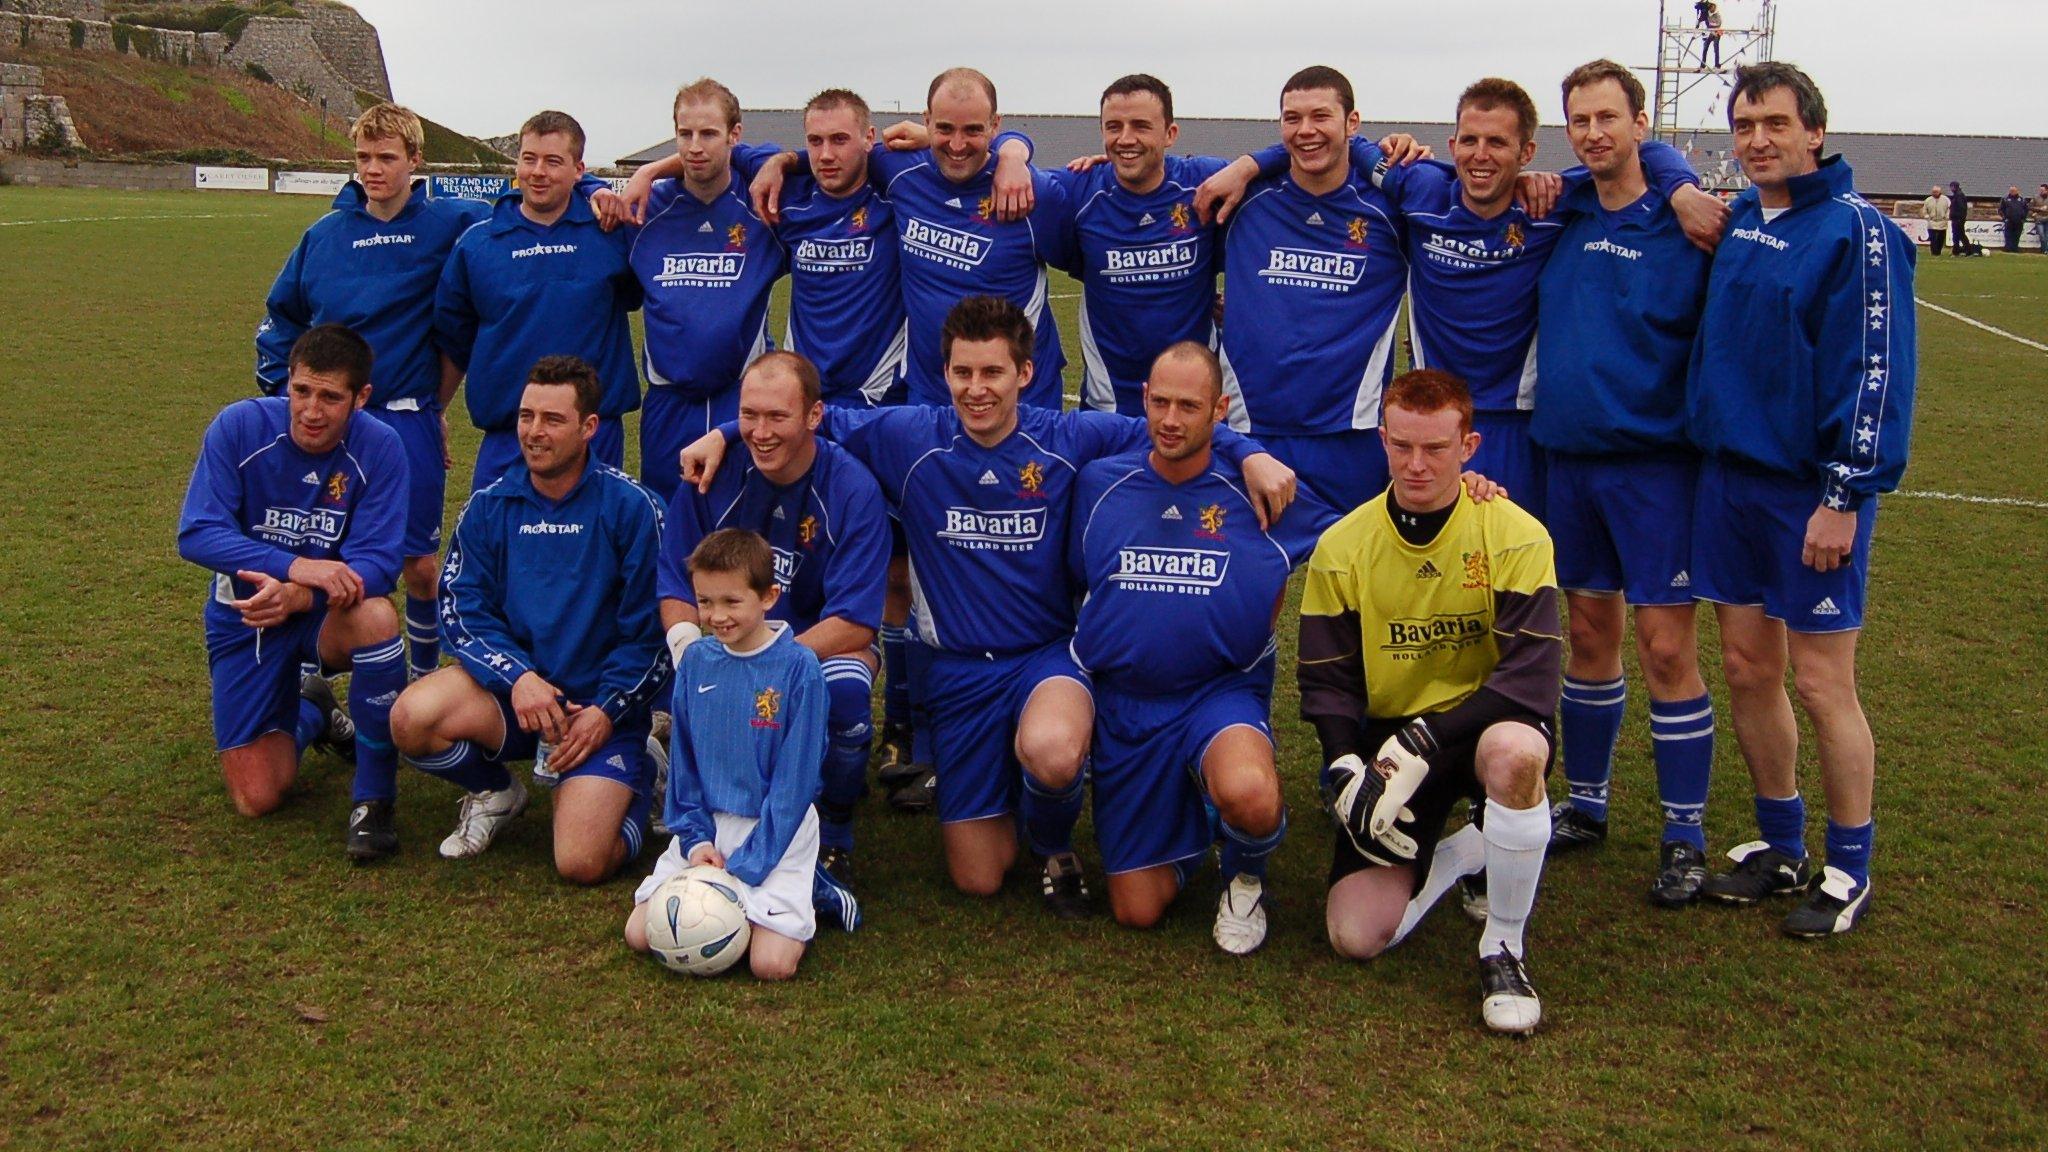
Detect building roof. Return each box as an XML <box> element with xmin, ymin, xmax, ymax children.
<box><xmin>618</xmin><ymin>111</ymin><xmax>2048</xmax><ymax>201</ymax></box>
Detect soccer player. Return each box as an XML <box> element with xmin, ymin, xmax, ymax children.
<box><xmin>257</xmin><ymin>103</ymin><xmax>489</xmax><ymax>684</ymax></box>
<box><xmin>627</xmin><ymin>529</ymin><xmax>855</xmax><ymax>981</ymax></box>
<box><xmin>1070</xmin><ymin>343</ymin><xmax>1338</xmax><ymax>953</ymax></box>
<box><xmin>1302</xmin><ymin>369</ymin><xmax>1562</xmax><ymax>1034</ymax></box>
<box><xmin>657</xmin><ymin>351</ymin><xmax>887</xmax><ymax>906</ymax></box>
<box><xmin>1189</xmin><ymin>66</ymin><xmax>1408</xmax><ymax>515</ymax></box>
<box><xmin>679</xmin><ymin>297</ymin><xmax>1297</xmax><ymax>916</ymax></box>
<box><xmin>434</xmin><ymin>111</ymin><xmax>642</xmax><ymax>493</ymax></box>
<box><xmin>390</xmin><ymin>356</ymin><xmax>669</xmax><ymax>884</ymax></box>
<box><xmin>1532</xmin><ymin>60</ymin><xmax>1718</xmax><ymax>903</ymax></box>
<box><xmin>177</xmin><ymin>324</ymin><xmax>410</xmax><ymax>860</ymax></box>
<box><xmin>619</xmin><ymin>78</ymin><xmax>789</xmax><ymax>503</ymax></box>
<box><xmin>1687</xmin><ymin>63</ymin><xmax>1915</xmax><ymax>937</ymax></box>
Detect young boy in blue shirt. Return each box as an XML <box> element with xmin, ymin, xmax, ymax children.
<box><xmin>627</xmin><ymin>529</ymin><xmax>858</xmax><ymax>981</ymax></box>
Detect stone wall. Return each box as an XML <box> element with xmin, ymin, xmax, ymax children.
<box><xmin>0</xmin><ymin>61</ymin><xmax>36</xmax><ymax>150</ymax></box>
<box><xmin>22</xmin><ymin>91</ymin><xmax>78</xmax><ymax>147</ymax></box>
<box><xmin>0</xmin><ymin>12</ymin><xmax>209</xmax><ymax>65</ymax></box>
<box><xmin>0</xmin><ymin>154</ymin><xmax>187</xmax><ymax>188</ymax></box>
<box><xmin>0</xmin><ymin>1</ymin><xmax>106</xmax><ymax>19</ymax></box>
<box><xmin>220</xmin><ymin>15</ymin><xmax>359</xmax><ymax>118</ymax></box>
<box><xmin>304</xmin><ymin>1</ymin><xmax>386</xmax><ymax>101</ymax></box>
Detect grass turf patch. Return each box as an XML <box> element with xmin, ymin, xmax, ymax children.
<box><xmin>0</xmin><ymin>187</ymin><xmax>2042</xmax><ymax>1148</ymax></box>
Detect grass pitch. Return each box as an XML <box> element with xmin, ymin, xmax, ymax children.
<box><xmin>0</xmin><ymin>187</ymin><xmax>2043</xmax><ymax>1150</ymax></box>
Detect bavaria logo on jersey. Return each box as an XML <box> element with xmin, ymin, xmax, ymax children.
<box><xmin>655</xmin><ymin>252</ymin><xmax>747</xmax><ymax>287</ymax></box>
<box><xmin>1258</xmin><ymin>246</ymin><xmax>1365</xmax><ymax>291</ymax></box>
<box><xmin>792</xmin><ymin>235</ymin><xmax>874</xmax><ymax>274</ymax></box>
<box><xmin>257</xmin><ymin>506</ymin><xmax>345</xmax><ymax>548</ymax></box>
<box><xmin>1110</xmin><ymin>546</ymin><xmax>1231</xmax><ymax>595</ymax></box>
<box><xmin>771</xmin><ymin>545</ymin><xmax>801</xmax><ymax>589</ymax></box>
<box><xmin>1383</xmin><ymin>612</ymin><xmax>1487</xmax><ymax>656</ymax></box>
<box><xmin>902</xmin><ymin>217</ymin><xmax>990</xmax><ymax>270</ymax></box>
<box><xmin>1101</xmin><ymin>237</ymin><xmax>1201</xmax><ymax>283</ymax></box>
<box><xmin>938</xmin><ymin>506</ymin><xmax>1046</xmax><ymax>551</ymax></box>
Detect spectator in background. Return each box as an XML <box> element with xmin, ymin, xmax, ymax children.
<box><xmin>1948</xmin><ymin>181</ymin><xmax>1969</xmax><ymax>256</ymax></box>
<box><xmin>1999</xmin><ymin>187</ymin><xmax>2028</xmax><ymax>252</ymax></box>
<box><xmin>2030</xmin><ymin>183</ymin><xmax>2048</xmax><ymax>254</ymax></box>
<box><xmin>1922</xmin><ymin>185</ymin><xmax>1949</xmax><ymax>256</ymax></box>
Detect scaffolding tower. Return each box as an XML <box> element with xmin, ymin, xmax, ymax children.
<box><xmin>1650</xmin><ymin>1</ymin><xmax>1777</xmax><ymax>147</ymax></box>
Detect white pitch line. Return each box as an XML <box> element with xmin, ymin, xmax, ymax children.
<box><xmin>0</xmin><ymin>212</ymin><xmax>266</xmax><ymax>227</ymax></box>
<box><xmin>1893</xmin><ymin>489</ymin><xmax>2048</xmax><ymax>510</ymax></box>
<box><xmin>1915</xmin><ymin>297</ymin><xmax>2048</xmax><ymax>353</ymax></box>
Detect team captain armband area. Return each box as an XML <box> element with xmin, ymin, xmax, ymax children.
<box><xmin>4</xmin><ymin>183</ymin><xmax>2041</xmax><ymax>1146</ymax></box>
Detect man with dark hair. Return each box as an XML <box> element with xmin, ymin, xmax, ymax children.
<box><xmin>1533</xmin><ymin>59</ymin><xmax>1719</xmax><ymax>902</ymax></box>
<box><xmin>678</xmin><ymin>297</ymin><xmax>1298</xmax><ymax>918</ymax></box>
<box><xmin>1947</xmin><ymin>181</ymin><xmax>1969</xmax><ymax>256</ymax></box>
<box><xmin>656</xmin><ymin>351</ymin><xmax>888</xmax><ymax>910</ymax></box>
<box><xmin>1687</xmin><ymin>62</ymin><xmax>1916</xmax><ymax>937</ymax></box>
<box><xmin>1303</xmin><ymin>368</ymin><xmax>1561</xmax><ymax>1033</ymax></box>
<box><xmin>391</xmin><ymin>354</ymin><xmax>669</xmax><ymax>885</ymax></box>
<box><xmin>177</xmin><ymin>324</ymin><xmax>411</xmax><ymax>860</ymax></box>
<box><xmin>1070</xmin><ymin>342</ymin><xmax>1339</xmax><ymax>952</ymax></box>
<box><xmin>257</xmin><ymin>102</ymin><xmax>492</xmax><ymax>684</ymax></box>
<box><xmin>435</xmin><ymin>111</ymin><xmax>643</xmax><ymax>493</ymax></box>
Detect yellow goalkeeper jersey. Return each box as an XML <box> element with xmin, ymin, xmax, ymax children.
<box><xmin>1299</xmin><ymin>489</ymin><xmax>1559</xmax><ymax>721</ymax></box>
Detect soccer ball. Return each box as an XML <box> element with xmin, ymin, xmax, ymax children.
<box><xmin>644</xmin><ymin>865</ymin><xmax>751</xmax><ymax>977</ymax></box>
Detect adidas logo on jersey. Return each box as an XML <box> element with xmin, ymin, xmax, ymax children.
<box><xmin>1671</xmin><ymin>570</ymin><xmax>1691</xmax><ymax>588</ymax></box>
<box><xmin>606</xmin><ymin>754</ymin><xmax>625</xmax><ymax>770</ymax></box>
<box><xmin>1416</xmin><ymin>560</ymin><xmax>1442</xmax><ymax>580</ymax></box>
<box><xmin>945</xmin><ymin>197</ymin><xmax>964</xmax><ymax>209</ymax></box>
<box><xmin>1306</xmin><ymin>211</ymin><xmax>1325</xmax><ymax>226</ymax></box>
<box><xmin>1812</xmin><ymin>597</ymin><xmax>1842</xmax><ymax>616</ymax></box>
<box><xmin>773</xmin><ymin>506</ymin><xmax>786</xmax><ymax>519</ymax></box>
<box><xmin>303</xmin><ymin>471</ymin><xmax>319</xmax><ymax>484</ymax></box>
<box><xmin>697</xmin><ymin>221</ymin><xmax>714</xmax><ymax>233</ymax></box>
<box><xmin>979</xmin><ymin>470</ymin><xmax>999</xmax><ymax>486</ymax></box>
<box><xmin>1139</xmin><ymin>212</ymin><xmax>1156</xmax><ymax>225</ymax></box>
<box><xmin>1161</xmin><ymin>506</ymin><xmax>1182</xmax><ymax>520</ymax></box>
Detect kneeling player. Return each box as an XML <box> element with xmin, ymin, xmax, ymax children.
<box><xmin>627</xmin><ymin>529</ymin><xmax>855</xmax><ymax>980</ymax></box>
<box><xmin>177</xmin><ymin>324</ymin><xmax>411</xmax><ymax>860</ymax></box>
<box><xmin>390</xmin><ymin>356</ymin><xmax>668</xmax><ymax>883</ymax></box>
<box><xmin>1299</xmin><ymin>369</ymin><xmax>1562</xmax><ymax>1034</ymax></box>
<box><xmin>1071</xmin><ymin>344</ymin><xmax>1338</xmax><ymax>953</ymax></box>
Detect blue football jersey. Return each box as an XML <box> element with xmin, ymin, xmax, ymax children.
<box><xmin>1070</xmin><ymin>452</ymin><xmax>1336</xmax><ymax>694</ymax></box>
<box><xmin>1379</xmin><ymin>160</ymin><xmax>1563</xmax><ymax>414</ymax></box>
<box><xmin>656</xmin><ymin>437</ymin><xmax>890</xmax><ymax>634</ymax></box>
<box><xmin>629</xmin><ymin>173</ymin><xmax>788</xmax><ymax>401</ymax></box>
<box><xmin>433</xmin><ymin>191</ymin><xmax>643</xmax><ymax>431</ymax></box>
<box><xmin>177</xmin><ymin>396</ymin><xmax>408</xmax><ymax>612</ymax></box>
<box><xmin>871</xmin><ymin>145</ymin><xmax>1072</xmax><ymax>409</ymax></box>
<box><xmin>775</xmin><ymin>177</ymin><xmax>908</xmax><ymax>406</ymax></box>
<box><xmin>257</xmin><ymin>181</ymin><xmax>489</xmax><ymax>405</ymax></box>
<box><xmin>1052</xmin><ymin>156</ymin><xmax>1230</xmax><ymax>415</ymax></box>
<box><xmin>1217</xmin><ymin>172</ymin><xmax>1407</xmax><ymax>436</ymax></box>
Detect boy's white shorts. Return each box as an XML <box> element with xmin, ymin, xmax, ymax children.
<box><xmin>634</xmin><ymin>807</ymin><xmax>819</xmax><ymax>943</ymax></box>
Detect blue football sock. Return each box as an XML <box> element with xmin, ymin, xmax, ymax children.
<box><xmin>1649</xmin><ymin>693</ymin><xmax>1714</xmax><ymax>851</ymax></box>
<box><xmin>620</xmin><ymin>787</ymin><xmax>651</xmax><ymax>862</ymax></box>
<box><xmin>819</xmin><ymin>661</ymin><xmax>875</xmax><ymax>852</ymax></box>
<box><xmin>1220</xmin><ymin>808</ymin><xmax>1287</xmax><ymax>883</ymax></box>
<box><xmin>1824</xmin><ymin>819</ymin><xmax>1873</xmax><ymax>887</ymax></box>
<box><xmin>1559</xmin><ymin>675</ymin><xmax>1626</xmax><ymax>820</ymax></box>
<box><xmin>293</xmin><ymin>696</ymin><xmax>325</xmax><ymax>757</ymax></box>
<box><xmin>1020</xmin><ymin>770</ymin><xmax>1085</xmax><ymax>858</ymax></box>
<box><xmin>411</xmin><ymin>739</ymin><xmax>512</xmax><ymax>795</ymax></box>
<box><xmin>1755</xmin><ymin>792</ymin><xmax>1807</xmax><ymax>860</ymax></box>
<box><xmin>347</xmin><ymin>637</ymin><xmax>406</xmax><ymax>803</ymax></box>
<box><xmin>880</xmin><ymin>624</ymin><xmax>910</xmax><ymax>728</ymax></box>
<box><xmin>404</xmin><ymin>595</ymin><xmax>440</xmax><ymax>681</ymax></box>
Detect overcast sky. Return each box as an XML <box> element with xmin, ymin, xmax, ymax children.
<box><xmin>346</xmin><ymin>0</ymin><xmax>2045</xmax><ymax>167</ymax></box>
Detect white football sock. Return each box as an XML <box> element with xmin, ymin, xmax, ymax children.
<box><xmin>1480</xmin><ymin>797</ymin><xmax>1551</xmax><ymax>961</ymax></box>
<box><xmin>1391</xmin><ymin>822</ymin><xmax>1487</xmax><ymax>947</ymax></box>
